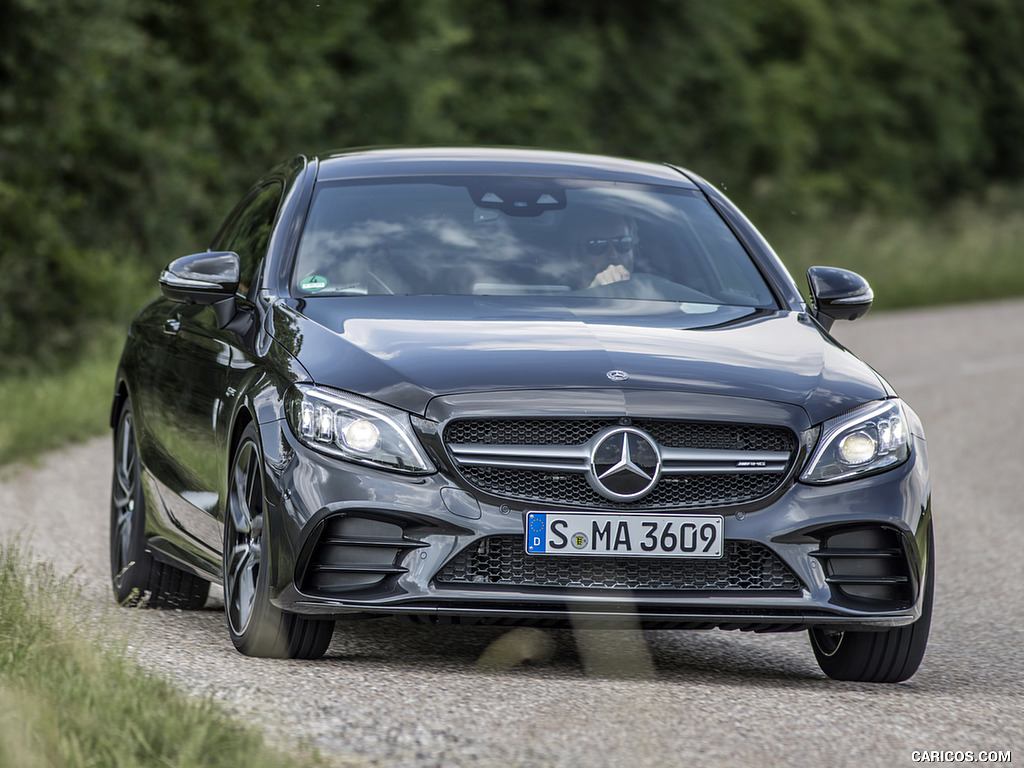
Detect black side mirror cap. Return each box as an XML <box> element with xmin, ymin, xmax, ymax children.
<box><xmin>160</xmin><ymin>251</ymin><xmax>241</xmax><ymax>329</ymax></box>
<box><xmin>806</xmin><ymin>266</ymin><xmax>873</xmax><ymax>331</ymax></box>
<box><xmin>160</xmin><ymin>251</ymin><xmax>240</xmax><ymax>303</ymax></box>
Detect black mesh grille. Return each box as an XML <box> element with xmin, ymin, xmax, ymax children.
<box><xmin>634</xmin><ymin>420</ymin><xmax>794</xmax><ymax>452</ymax></box>
<box><xmin>444</xmin><ymin>417</ymin><xmax>796</xmax><ymax>509</ymax></box>
<box><xmin>437</xmin><ymin>536</ymin><xmax>801</xmax><ymax>592</ymax></box>
<box><xmin>445</xmin><ymin>418</ymin><xmax>794</xmax><ymax>452</ymax></box>
<box><xmin>446</xmin><ymin>419</ymin><xmax>621</xmax><ymax>446</ymax></box>
<box><xmin>459</xmin><ymin>467</ymin><xmax>785</xmax><ymax>510</ymax></box>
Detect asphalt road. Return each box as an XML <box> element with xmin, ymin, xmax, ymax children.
<box><xmin>2</xmin><ymin>299</ymin><xmax>1022</xmax><ymax>767</ymax></box>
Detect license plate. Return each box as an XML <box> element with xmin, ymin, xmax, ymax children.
<box><xmin>526</xmin><ymin>512</ymin><xmax>723</xmax><ymax>558</ymax></box>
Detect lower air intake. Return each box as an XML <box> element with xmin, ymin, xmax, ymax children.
<box><xmin>436</xmin><ymin>536</ymin><xmax>801</xmax><ymax>592</ymax></box>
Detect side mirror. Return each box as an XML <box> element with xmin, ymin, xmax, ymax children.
<box><xmin>806</xmin><ymin>266</ymin><xmax>873</xmax><ymax>332</ymax></box>
<box><xmin>160</xmin><ymin>251</ymin><xmax>240</xmax><ymax>328</ymax></box>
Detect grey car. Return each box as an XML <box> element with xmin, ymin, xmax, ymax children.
<box><xmin>110</xmin><ymin>147</ymin><xmax>932</xmax><ymax>682</ymax></box>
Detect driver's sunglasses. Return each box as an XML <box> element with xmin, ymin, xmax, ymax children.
<box><xmin>584</xmin><ymin>235</ymin><xmax>635</xmax><ymax>256</ymax></box>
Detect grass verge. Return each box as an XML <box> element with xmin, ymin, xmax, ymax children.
<box><xmin>761</xmin><ymin>195</ymin><xmax>1024</xmax><ymax>310</ymax></box>
<box><xmin>0</xmin><ymin>325</ymin><xmax>125</xmax><ymax>467</ymax></box>
<box><xmin>0</xmin><ymin>539</ymin><xmax>322</xmax><ymax>768</ymax></box>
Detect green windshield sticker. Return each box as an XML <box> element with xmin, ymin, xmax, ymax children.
<box><xmin>300</xmin><ymin>275</ymin><xmax>328</xmax><ymax>292</ymax></box>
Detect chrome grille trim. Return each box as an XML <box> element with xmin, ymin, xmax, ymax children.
<box><xmin>443</xmin><ymin>418</ymin><xmax>798</xmax><ymax>509</ymax></box>
<box><xmin>448</xmin><ymin>443</ymin><xmax>589</xmax><ymax>472</ymax></box>
<box><xmin>448</xmin><ymin>443</ymin><xmax>790</xmax><ymax>474</ymax></box>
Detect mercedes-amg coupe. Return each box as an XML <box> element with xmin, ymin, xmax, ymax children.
<box><xmin>110</xmin><ymin>147</ymin><xmax>932</xmax><ymax>682</ymax></box>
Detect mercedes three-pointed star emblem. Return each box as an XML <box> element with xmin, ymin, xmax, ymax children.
<box><xmin>587</xmin><ymin>427</ymin><xmax>662</xmax><ymax>501</ymax></box>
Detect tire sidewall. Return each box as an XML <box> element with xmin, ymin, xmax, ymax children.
<box><xmin>110</xmin><ymin>399</ymin><xmax>149</xmax><ymax>602</ymax></box>
<box><xmin>810</xmin><ymin>526</ymin><xmax>934</xmax><ymax>682</ymax></box>
<box><xmin>223</xmin><ymin>422</ymin><xmax>289</xmax><ymax>658</ymax></box>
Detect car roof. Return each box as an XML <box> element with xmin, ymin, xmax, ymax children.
<box><xmin>312</xmin><ymin>146</ymin><xmax>700</xmax><ymax>188</ymax></box>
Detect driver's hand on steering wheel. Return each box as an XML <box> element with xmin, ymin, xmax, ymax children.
<box><xmin>589</xmin><ymin>263</ymin><xmax>631</xmax><ymax>288</ymax></box>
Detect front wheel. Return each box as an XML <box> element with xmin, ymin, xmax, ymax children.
<box><xmin>223</xmin><ymin>422</ymin><xmax>334</xmax><ymax>659</ymax></box>
<box><xmin>809</xmin><ymin>528</ymin><xmax>934</xmax><ymax>683</ymax></box>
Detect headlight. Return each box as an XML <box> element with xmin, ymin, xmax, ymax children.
<box><xmin>286</xmin><ymin>384</ymin><xmax>435</xmax><ymax>474</ymax></box>
<box><xmin>800</xmin><ymin>399</ymin><xmax>910</xmax><ymax>484</ymax></box>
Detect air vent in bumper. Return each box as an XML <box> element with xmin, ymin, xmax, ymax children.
<box><xmin>811</xmin><ymin>526</ymin><xmax>914</xmax><ymax>609</ymax></box>
<box><xmin>298</xmin><ymin>515</ymin><xmax>426</xmax><ymax>595</ymax></box>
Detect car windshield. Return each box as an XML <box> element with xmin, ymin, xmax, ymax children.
<box><xmin>291</xmin><ymin>176</ymin><xmax>777</xmax><ymax>307</ymax></box>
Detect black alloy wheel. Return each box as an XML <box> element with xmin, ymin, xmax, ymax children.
<box><xmin>223</xmin><ymin>422</ymin><xmax>335</xmax><ymax>659</ymax></box>
<box><xmin>809</xmin><ymin>528</ymin><xmax>934</xmax><ymax>683</ymax></box>
<box><xmin>110</xmin><ymin>399</ymin><xmax>210</xmax><ymax>608</ymax></box>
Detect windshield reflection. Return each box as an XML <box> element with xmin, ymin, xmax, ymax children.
<box><xmin>292</xmin><ymin>178</ymin><xmax>777</xmax><ymax>308</ymax></box>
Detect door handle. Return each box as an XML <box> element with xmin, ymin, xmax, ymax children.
<box><xmin>163</xmin><ymin>317</ymin><xmax>181</xmax><ymax>335</ymax></box>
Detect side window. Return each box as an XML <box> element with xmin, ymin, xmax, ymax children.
<box><xmin>216</xmin><ymin>182</ymin><xmax>282</xmax><ymax>298</ymax></box>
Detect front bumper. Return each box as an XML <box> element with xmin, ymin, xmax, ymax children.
<box><xmin>257</xmin><ymin>407</ymin><xmax>931</xmax><ymax>633</ymax></box>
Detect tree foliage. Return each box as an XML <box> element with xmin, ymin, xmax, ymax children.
<box><xmin>2</xmin><ymin>0</ymin><xmax>1023</xmax><ymax>363</ymax></box>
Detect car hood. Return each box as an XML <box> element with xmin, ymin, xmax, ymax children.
<box><xmin>274</xmin><ymin>296</ymin><xmax>890</xmax><ymax>425</ymax></box>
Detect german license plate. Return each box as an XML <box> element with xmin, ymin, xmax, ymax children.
<box><xmin>526</xmin><ymin>512</ymin><xmax>723</xmax><ymax>558</ymax></box>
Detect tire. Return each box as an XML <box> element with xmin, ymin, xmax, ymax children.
<box><xmin>110</xmin><ymin>399</ymin><xmax>210</xmax><ymax>609</ymax></box>
<box><xmin>809</xmin><ymin>528</ymin><xmax>934</xmax><ymax>683</ymax></box>
<box><xmin>223</xmin><ymin>422</ymin><xmax>334</xmax><ymax>659</ymax></box>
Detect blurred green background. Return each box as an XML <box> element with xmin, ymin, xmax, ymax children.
<box><xmin>2</xmin><ymin>0</ymin><xmax>1024</xmax><ymax>459</ymax></box>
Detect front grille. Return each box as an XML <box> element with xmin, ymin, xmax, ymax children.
<box><xmin>437</xmin><ymin>536</ymin><xmax>801</xmax><ymax>592</ymax></box>
<box><xmin>460</xmin><ymin>467</ymin><xmax>784</xmax><ymax>510</ymax></box>
<box><xmin>444</xmin><ymin>417</ymin><xmax>797</xmax><ymax>510</ymax></box>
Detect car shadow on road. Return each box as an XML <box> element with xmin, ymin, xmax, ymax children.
<box><xmin>315</xmin><ymin>617</ymin><xmax>837</xmax><ymax>687</ymax></box>
<box><xmin>190</xmin><ymin>589</ymin><xmax>979</xmax><ymax>694</ymax></box>
<box><xmin>148</xmin><ymin>603</ymin><xmax>984</xmax><ymax>696</ymax></box>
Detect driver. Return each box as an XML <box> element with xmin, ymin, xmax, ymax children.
<box><xmin>576</xmin><ymin>213</ymin><xmax>637</xmax><ymax>288</ymax></box>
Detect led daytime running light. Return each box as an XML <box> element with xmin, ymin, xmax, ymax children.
<box><xmin>801</xmin><ymin>399</ymin><xmax>910</xmax><ymax>484</ymax></box>
<box><xmin>288</xmin><ymin>385</ymin><xmax>434</xmax><ymax>473</ymax></box>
